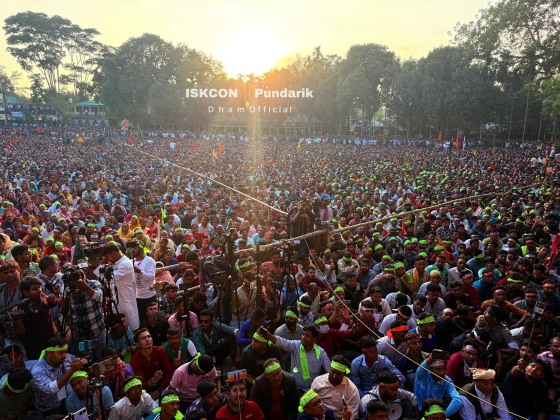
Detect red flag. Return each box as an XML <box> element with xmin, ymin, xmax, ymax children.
<box><xmin>36</xmin><ymin>124</ymin><xmax>41</xmax><ymax>133</ymax></box>
<box><xmin>5</xmin><ymin>142</ymin><xmax>10</xmax><ymax>152</ymax></box>
<box><xmin>129</xmin><ymin>134</ymin><xmax>134</xmax><ymax>145</ymax></box>
<box><xmin>455</xmin><ymin>134</ymin><xmax>459</xmax><ymax>148</ymax></box>
<box><xmin>549</xmin><ymin>235</ymin><xmax>559</xmax><ymax>270</ymax></box>
<box><xmin>437</xmin><ymin>131</ymin><xmax>443</xmax><ymax>141</ymax></box>
<box><xmin>218</xmin><ymin>141</ymin><xmax>223</xmax><ymax>154</ymax></box>
<box><xmin>401</xmin><ymin>218</ymin><xmax>406</xmax><ymax>238</ymax></box>
<box><xmin>193</xmin><ymin>140</ymin><xmax>197</xmax><ymax>149</ymax></box>
<box><xmin>11</xmin><ymin>138</ymin><xmax>16</xmax><ymax>145</ymax></box>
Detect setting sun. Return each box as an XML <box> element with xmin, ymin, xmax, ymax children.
<box><xmin>218</xmin><ymin>27</ymin><xmax>287</xmax><ymax>77</ymax></box>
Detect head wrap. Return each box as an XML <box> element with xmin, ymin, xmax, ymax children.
<box><xmin>252</xmin><ymin>332</ymin><xmax>271</xmax><ymax>346</ymax></box>
<box><xmin>39</xmin><ymin>344</ymin><xmax>68</xmax><ymax>360</ymax></box>
<box><xmin>124</xmin><ymin>378</ymin><xmax>142</xmax><ymax>393</ymax></box>
<box><xmin>265</xmin><ymin>362</ymin><xmax>281</xmax><ymax>374</ymax></box>
<box><xmin>416</xmin><ymin>316</ymin><xmax>436</xmax><ymax>325</ymax></box>
<box><xmin>298</xmin><ymin>390</ymin><xmax>319</xmax><ymax>412</ymax></box>
<box><xmin>330</xmin><ymin>360</ymin><xmax>350</xmax><ymax>374</ymax></box>
<box><xmin>387</xmin><ymin>325</ymin><xmax>409</xmax><ymax>338</ymax></box>
<box><xmin>236</xmin><ymin>261</ymin><xmax>250</xmax><ymax>270</ymax></box>
<box><xmin>298</xmin><ymin>300</ymin><xmax>311</xmax><ymax>308</ymax></box>
<box><xmin>69</xmin><ymin>371</ymin><xmax>88</xmax><ymax>381</ymax></box>
<box><xmin>2</xmin><ymin>376</ymin><xmax>27</xmax><ymax>393</ymax></box>
<box><xmin>285</xmin><ymin>310</ymin><xmax>300</xmax><ymax>321</ymax></box>
<box><xmin>424</xmin><ymin>405</ymin><xmax>445</xmax><ymax>417</ymax></box>
<box><xmin>314</xmin><ymin>316</ymin><xmax>328</xmax><ymax>325</ymax></box>
<box><xmin>333</xmin><ymin>286</ymin><xmax>344</xmax><ymax>294</ymax></box>
<box><xmin>161</xmin><ymin>394</ymin><xmax>180</xmax><ymax>405</ymax></box>
<box><xmin>470</xmin><ymin>368</ymin><xmax>495</xmax><ymax>380</ymax></box>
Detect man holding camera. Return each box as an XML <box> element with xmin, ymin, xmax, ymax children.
<box><xmin>58</xmin><ymin>262</ymin><xmax>106</xmax><ymax>361</ymax></box>
<box><xmin>102</xmin><ymin>244</ymin><xmax>140</xmax><ymax>330</ymax></box>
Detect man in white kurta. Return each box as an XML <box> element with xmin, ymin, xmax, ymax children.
<box><xmin>102</xmin><ymin>244</ymin><xmax>140</xmax><ymax>330</ymax></box>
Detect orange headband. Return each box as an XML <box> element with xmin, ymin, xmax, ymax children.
<box><xmin>387</xmin><ymin>325</ymin><xmax>409</xmax><ymax>338</ymax></box>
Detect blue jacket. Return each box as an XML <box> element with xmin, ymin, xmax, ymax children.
<box><xmin>414</xmin><ymin>360</ymin><xmax>463</xmax><ymax>417</ymax></box>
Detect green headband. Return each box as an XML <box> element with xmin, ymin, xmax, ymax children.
<box><xmin>298</xmin><ymin>300</ymin><xmax>311</xmax><ymax>308</ymax></box>
<box><xmin>417</xmin><ymin>316</ymin><xmax>436</xmax><ymax>325</ymax></box>
<box><xmin>265</xmin><ymin>362</ymin><xmax>281</xmax><ymax>374</ymax></box>
<box><xmin>252</xmin><ymin>332</ymin><xmax>270</xmax><ymax>345</ymax></box>
<box><xmin>424</xmin><ymin>405</ymin><xmax>445</xmax><ymax>416</ymax></box>
<box><xmin>124</xmin><ymin>378</ymin><xmax>142</xmax><ymax>393</ymax></box>
<box><xmin>314</xmin><ymin>316</ymin><xmax>328</xmax><ymax>325</ymax></box>
<box><xmin>236</xmin><ymin>261</ymin><xmax>250</xmax><ymax>270</ymax></box>
<box><xmin>330</xmin><ymin>360</ymin><xmax>350</xmax><ymax>374</ymax></box>
<box><xmin>161</xmin><ymin>394</ymin><xmax>180</xmax><ymax>405</ymax></box>
<box><xmin>2</xmin><ymin>376</ymin><xmax>27</xmax><ymax>393</ymax></box>
<box><xmin>298</xmin><ymin>390</ymin><xmax>319</xmax><ymax>412</ymax></box>
<box><xmin>507</xmin><ymin>278</ymin><xmax>524</xmax><ymax>283</ymax></box>
<box><xmin>39</xmin><ymin>344</ymin><xmax>68</xmax><ymax>360</ymax></box>
<box><xmin>193</xmin><ymin>352</ymin><xmax>207</xmax><ymax>373</ymax></box>
<box><xmin>69</xmin><ymin>371</ymin><xmax>88</xmax><ymax>381</ymax></box>
<box><xmin>285</xmin><ymin>310</ymin><xmax>300</xmax><ymax>321</ymax></box>
<box><xmin>333</xmin><ymin>286</ymin><xmax>344</xmax><ymax>294</ymax></box>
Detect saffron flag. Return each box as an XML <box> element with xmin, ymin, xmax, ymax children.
<box><xmin>212</xmin><ymin>149</ymin><xmax>217</xmax><ymax>159</ymax></box>
<box><xmin>36</xmin><ymin>124</ymin><xmax>41</xmax><ymax>133</ymax></box>
<box><xmin>455</xmin><ymin>134</ymin><xmax>459</xmax><ymax>149</ymax></box>
<box><xmin>297</xmin><ymin>141</ymin><xmax>301</xmax><ymax>149</ymax></box>
<box><xmin>129</xmin><ymin>135</ymin><xmax>134</xmax><ymax>145</ymax></box>
<box><xmin>217</xmin><ymin>141</ymin><xmax>223</xmax><ymax>154</ymax></box>
<box><xmin>437</xmin><ymin>131</ymin><xmax>442</xmax><ymax>141</ymax></box>
<box><xmin>193</xmin><ymin>140</ymin><xmax>197</xmax><ymax>149</ymax></box>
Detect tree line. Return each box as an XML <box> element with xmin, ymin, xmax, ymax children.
<box><xmin>3</xmin><ymin>0</ymin><xmax>560</xmax><ymax>139</ymax></box>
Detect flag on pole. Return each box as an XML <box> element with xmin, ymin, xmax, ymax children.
<box><xmin>212</xmin><ymin>149</ymin><xmax>217</xmax><ymax>159</ymax></box>
<box><xmin>455</xmin><ymin>134</ymin><xmax>459</xmax><ymax>149</ymax></box>
<box><xmin>193</xmin><ymin>140</ymin><xmax>197</xmax><ymax>149</ymax></box>
<box><xmin>437</xmin><ymin>131</ymin><xmax>442</xmax><ymax>141</ymax></box>
<box><xmin>217</xmin><ymin>141</ymin><xmax>223</xmax><ymax>154</ymax></box>
<box><xmin>36</xmin><ymin>124</ymin><xmax>41</xmax><ymax>133</ymax></box>
<box><xmin>297</xmin><ymin>141</ymin><xmax>301</xmax><ymax>149</ymax></box>
<box><xmin>129</xmin><ymin>134</ymin><xmax>135</xmax><ymax>145</ymax></box>
<box><xmin>73</xmin><ymin>236</ymin><xmax>85</xmax><ymax>264</ymax></box>
<box><xmin>5</xmin><ymin>142</ymin><xmax>10</xmax><ymax>152</ymax></box>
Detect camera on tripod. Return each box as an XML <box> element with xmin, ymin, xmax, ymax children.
<box><xmin>82</xmin><ymin>242</ymin><xmax>105</xmax><ymax>259</ymax></box>
<box><xmin>62</xmin><ymin>262</ymin><xmax>89</xmax><ymax>284</ymax></box>
<box><xmin>99</xmin><ymin>265</ymin><xmax>114</xmax><ymax>276</ymax></box>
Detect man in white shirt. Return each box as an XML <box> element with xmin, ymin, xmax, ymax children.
<box><xmin>131</xmin><ymin>243</ymin><xmax>157</xmax><ymax>323</ymax></box>
<box><xmin>459</xmin><ymin>368</ymin><xmax>510</xmax><ymax>420</ymax></box>
<box><xmin>103</xmin><ymin>244</ymin><xmax>140</xmax><ymax>330</ymax></box>
<box><xmin>109</xmin><ymin>376</ymin><xmax>157</xmax><ymax>420</ymax></box>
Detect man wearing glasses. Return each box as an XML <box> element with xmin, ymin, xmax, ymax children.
<box><xmin>191</xmin><ymin>309</ymin><xmax>239</xmax><ymax>366</ymax></box>
<box><xmin>249</xmin><ymin>358</ymin><xmax>299</xmax><ymax>420</ymax></box>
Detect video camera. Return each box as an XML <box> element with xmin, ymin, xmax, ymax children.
<box><xmin>203</xmin><ymin>255</ymin><xmax>230</xmax><ymax>286</ymax></box>
<box><xmin>82</xmin><ymin>242</ymin><xmax>105</xmax><ymax>259</ymax></box>
<box><xmin>62</xmin><ymin>262</ymin><xmax>88</xmax><ymax>284</ymax></box>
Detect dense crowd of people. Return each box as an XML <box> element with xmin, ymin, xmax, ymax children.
<box><xmin>0</xmin><ymin>126</ymin><xmax>557</xmax><ymax>420</ymax></box>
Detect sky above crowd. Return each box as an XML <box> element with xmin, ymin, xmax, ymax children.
<box><xmin>1</xmin><ymin>0</ymin><xmax>491</xmax><ymax>85</ymax></box>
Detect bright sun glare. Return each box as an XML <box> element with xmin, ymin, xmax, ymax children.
<box><xmin>219</xmin><ymin>28</ymin><xmax>286</xmax><ymax>77</ymax></box>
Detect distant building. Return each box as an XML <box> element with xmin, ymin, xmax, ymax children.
<box><xmin>0</xmin><ymin>94</ymin><xmax>59</xmax><ymax>126</ymax></box>
<box><xmin>73</xmin><ymin>100</ymin><xmax>109</xmax><ymax>126</ymax></box>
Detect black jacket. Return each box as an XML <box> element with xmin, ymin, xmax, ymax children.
<box><xmin>249</xmin><ymin>371</ymin><xmax>299</xmax><ymax>420</ymax></box>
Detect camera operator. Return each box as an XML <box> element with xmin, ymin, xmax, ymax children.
<box><xmin>102</xmin><ymin>243</ymin><xmax>140</xmax><ymax>330</ymax></box>
<box><xmin>139</xmin><ymin>300</ymin><xmax>170</xmax><ymax>346</ymax></box>
<box><xmin>84</xmin><ymin>255</ymin><xmax>102</xmax><ymax>281</ymax></box>
<box><xmin>37</xmin><ymin>256</ymin><xmax>63</xmax><ymax>328</ymax></box>
<box><xmin>11</xmin><ymin>277</ymin><xmax>58</xmax><ymax>360</ymax></box>
<box><xmin>288</xmin><ymin>200</ymin><xmax>315</xmax><ymax>252</ymax></box>
<box><xmin>58</xmin><ymin>263</ymin><xmax>106</xmax><ymax>361</ymax></box>
<box><xmin>131</xmin><ymin>241</ymin><xmax>156</xmax><ymax>323</ymax></box>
